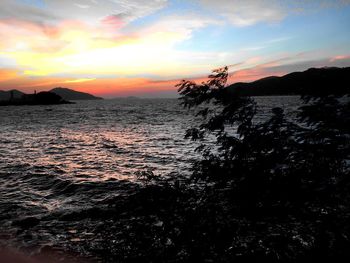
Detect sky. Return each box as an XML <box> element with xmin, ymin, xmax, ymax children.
<box><xmin>0</xmin><ymin>0</ymin><xmax>350</xmax><ymax>98</ymax></box>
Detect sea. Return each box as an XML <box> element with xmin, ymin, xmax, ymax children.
<box><xmin>0</xmin><ymin>96</ymin><xmax>300</xmax><ymax>259</ymax></box>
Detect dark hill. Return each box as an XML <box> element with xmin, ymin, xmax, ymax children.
<box><xmin>0</xmin><ymin>89</ymin><xmax>25</xmax><ymax>101</ymax></box>
<box><xmin>0</xmin><ymin>91</ymin><xmax>72</xmax><ymax>106</ymax></box>
<box><xmin>50</xmin><ymin>87</ymin><xmax>103</xmax><ymax>100</ymax></box>
<box><xmin>227</xmin><ymin>67</ymin><xmax>350</xmax><ymax>96</ymax></box>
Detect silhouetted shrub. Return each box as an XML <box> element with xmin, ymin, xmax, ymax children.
<box><xmin>175</xmin><ymin>66</ymin><xmax>350</xmax><ymax>261</ymax></box>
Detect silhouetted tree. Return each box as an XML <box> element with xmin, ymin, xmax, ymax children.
<box><xmin>177</xmin><ymin>66</ymin><xmax>350</xmax><ymax>261</ymax></box>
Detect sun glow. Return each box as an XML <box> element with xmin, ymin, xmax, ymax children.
<box><xmin>0</xmin><ymin>19</ymin><xmax>199</xmax><ymax>78</ymax></box>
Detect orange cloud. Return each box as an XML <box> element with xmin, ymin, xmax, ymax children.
<box><xmin>64</xmin><ymin>78</ymin><xmax>96</xmax><ymax>84</ymax></box>
<box><xmin>0</xmin><ymin>69</ymin><xmax>18</xmax><ymax>82</ymax></box>
<box><xmin>0</xmin><ymin>15</ymin><xmax>223</xmax><ymax>79</ymax></box>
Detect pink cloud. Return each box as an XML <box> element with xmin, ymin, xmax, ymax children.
<box><xmin>330</xmin><ymin>55</ymin><xmax>350</xmax><ymax>62</ymax></box>
<box><xmin>100</xmin><ymin>15</ymin><xmax>125</xmax><ymax>30</ymax></box>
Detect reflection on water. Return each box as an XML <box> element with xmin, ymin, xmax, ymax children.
<box><xmin>0</xmin><ymin>96</ymin><xmax>300</xmax><ymax>258</ymax></box>
<box><xmin>0</xmin><ymin>98</ymin><xmax>196</xmax><ymax>182</ymax></box>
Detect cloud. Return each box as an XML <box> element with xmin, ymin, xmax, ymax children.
<box><xmin>64</xmin><ymin>78</ymin><xmax>96</xmax><ymax>83</ymax></box>
<box><xmin>75</xmin><ymin>4</ymin><xmax>91</xmax><ymax>9</ymax></box>
<box><xmin>0</xmin><ymin>0</ymin><xmax>178</xmax><ymax>77</ymax></box>
<box><xmin>198</xmin><ymin>0</ymin><xmax>350</xmax><ymax>26</ymax></box>
<box><xmin>0</xmin><ymin>12</ymin><xmax>222</xmax><ymax>78</ymax></box>
<box><xmin>0</xmin><ymin>69</ymin><xmax>18</xmax><ymax>82</ymax></box>
<box><xmin>107</xmin><ymin>0</ymin><xmax>168</xmax><ymax>23</ymax></box>
<box><xmin>198</xmin><ymin>0</ymin><xmax>285</xmax><ymax>26</ymax></box>
<box><xmin>5</xmin><ymin>0</ymin><xmax>348</xmax><ymax>29</ymax></box>
<box><xmin>139</xmin><ymin>15</ymin><xmax>222</xmax><ymax>43</ymax></box>
<box><xmin>0</xmin><ymin>0</ymin><xmax>168</xmax><ymax>26</ymax></box>
<box><xmin>0</xmin><ymin>0</ymin><xmax>57</xmax><ymax>24</ymax></box>
<box><xmin>330</xmin><ymin>55</ymin><xmax>350</xmax><ymax>62</ymax></box>
<box><xmin>100</xmin><ymin>15</ymin><xmax>125</xmax><ymax>29</ymax></box>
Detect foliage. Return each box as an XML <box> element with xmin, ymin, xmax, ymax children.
<box><xmin>175</xmin><ymin>66</ymin><xmax>350</xmax><ymax>261</ymax></box>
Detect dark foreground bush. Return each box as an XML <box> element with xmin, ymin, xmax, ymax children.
<box><xmin>173</xmin><ymin>66</ymin><xmax>349</xmax><ymax>262</ymax></box>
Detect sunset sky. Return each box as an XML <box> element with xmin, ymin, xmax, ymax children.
<box><xmin>0</xmin><ymin>0</ymin><xmax>350</xmax><ymax>97</ymax></box>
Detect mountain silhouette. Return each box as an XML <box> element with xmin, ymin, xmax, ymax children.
<box><xmin>50</xmin><ymin>87</ymin><xmax>103</xmax><ymax>100</ymax></box>
<box><xmin>0</xmin><ymin>89</ymin><xmax>25</xmax><ymax>101</ymax></box>
<box><xmin>227</xmin><ymin>67</ymin><xmax>350</xmax><ymax>96</ymax></box>
<box><xmin>0</xmin><ymin>91</ymin><xmax>72</xmax><ymax>106</ymax></box>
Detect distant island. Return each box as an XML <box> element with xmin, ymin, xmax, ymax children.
<box><xmin>0</xmin><ymin>88</ymin><xmax>103</xmax><ymax>106</ymax></box>
<box><xmin>50</xmin><ymin>87</ymin><xmax>103</xmax><ymax>101</ymax></box>
<box><xmin>227</xmin><ymin>66</ymin><xmax>350</xmax><ymax>96</ymax></box>
<box><xmin>0</xmin><ymin>91</ymin><xmax>72</xmax><ymax>106</ymax></box>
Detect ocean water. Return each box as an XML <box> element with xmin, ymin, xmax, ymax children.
<box><xmin>0</xmin><ymin>96</ymin><xmax>300</xmax><ymax>258</ymax></box>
